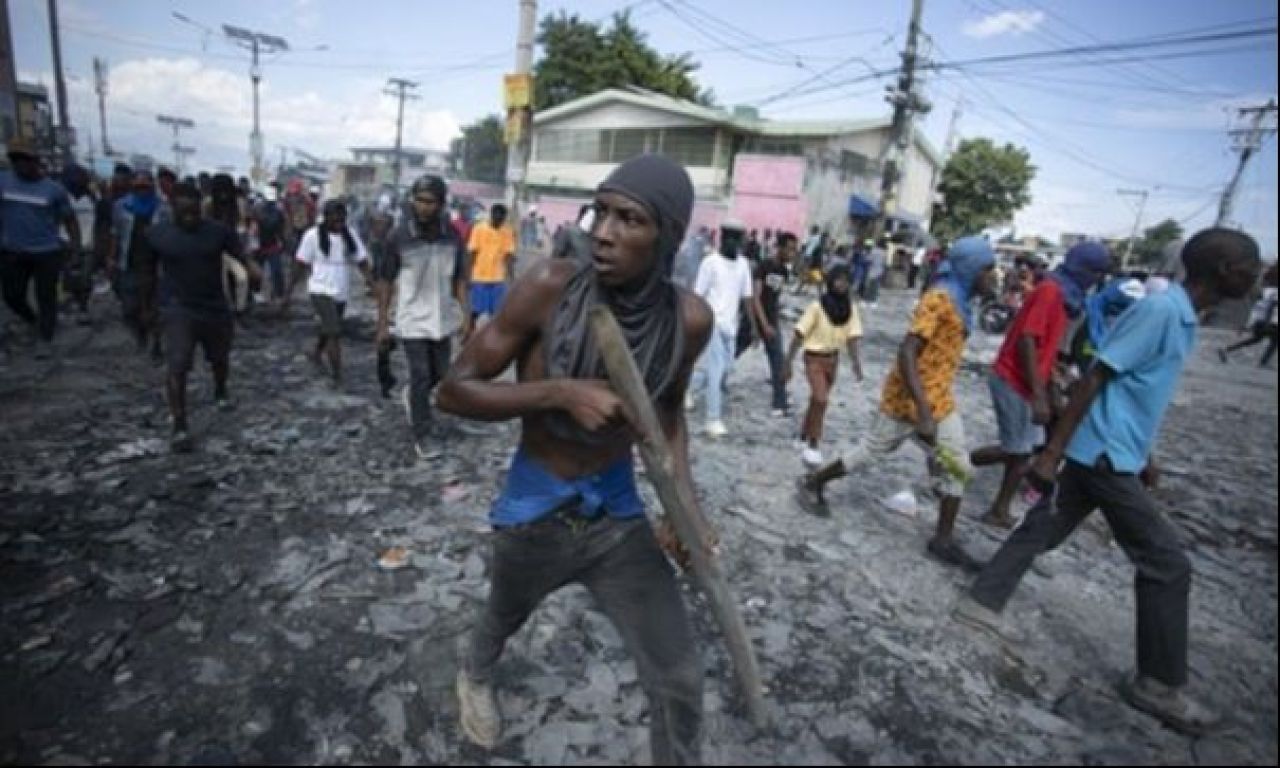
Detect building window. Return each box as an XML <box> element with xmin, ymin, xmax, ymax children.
<box><xmin>660</xmin><ymin>127</ymin><xmax>716</xmax><ymax>166</ymax></box>
<box><xmin>536</xmin><ymin>126</ymin><xmax>718</xmax><ymax>166</ymax></box>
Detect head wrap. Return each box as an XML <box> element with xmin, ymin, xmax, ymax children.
<box><xmin>931</xmin><ymin>235</ymin><xmax>995</xmax><ymax>333</ymax></box>
<box><xmin>820</xmin><ymin>264</ymin><xmax>853</xmax><ymax>326</ymax></box>
<box><xmin>1085</xmin><ymin>278</ymin><xmax>1145</xmax><ymax>348</ymax></box>
<box><xmin>1048</xmin><ymin>241</ymin><xmax>1110</xmax><ymax>317</ymax></box>
<box><xmin>124</xmin><ymin>171</ymin><xmax>159</xmax><ymax>219</ymax></box>
<box><xmin>544</xmin><ymin>154</ymin><xmax>694</xmax><ymax>445</ymax></box>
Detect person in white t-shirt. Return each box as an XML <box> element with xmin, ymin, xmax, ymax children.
<box><xmin>286</xmin><ymin>199</ymin><xmax>372</xmax><ymax>388</ymax></box>
<box><xmin>687</xmin><ymin>222</ymin><xmax>754</xmax><ymax>437</ymax></box>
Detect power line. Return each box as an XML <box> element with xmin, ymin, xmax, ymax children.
<box><xmin>756</xmin><ymin>26</ymin><xmax>1274</xmax><ymax>108</ymax></box>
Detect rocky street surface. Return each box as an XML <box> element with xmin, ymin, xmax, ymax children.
<box><xmin>1</xmin><ymin>274</ymin><xmax>1276</xmax><ymax>765</ymax></box>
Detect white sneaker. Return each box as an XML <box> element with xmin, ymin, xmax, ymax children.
<box><xmin>704</xmin><ymin>420</ymin><xmax>728</xmax><ymax>438</ymax></box>
<box><xmin>802</xmin><ymin>447</ymin><xmax>825</xmax><ymax>467</ymax></box>
<box><xmin>456</xmin><ymin>671</ymin><xmax>501</xmax><ymax>748</ymax></box>
<box><xmin>770</xmin><ymin>408</ymin><xmax>786</xmax><ymax>418</ymax></box>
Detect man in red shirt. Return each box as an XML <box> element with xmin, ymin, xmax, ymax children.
<box><xmin>971</xmin><ymin>242</ymin><xmax>1110</xmax><ymax>527</ymax></box>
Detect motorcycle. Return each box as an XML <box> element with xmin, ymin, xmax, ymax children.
<box><xmin>978</xmin><ymin>297</ymin><xmax>1016</xmax><ymax>334</ymax></box>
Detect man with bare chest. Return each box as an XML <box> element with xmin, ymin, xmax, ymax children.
<box><xmin>437</xmin><ymin>154</ymin><xmax>713</xmax><ymax>764</ymax></box>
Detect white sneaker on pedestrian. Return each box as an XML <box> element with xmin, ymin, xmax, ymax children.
<box><xmin>802</xmin><ymin>446</ymin><xmax>825</xmax><ymax>468</ymax></box>
<box><xmin>704</xmin><ymin>420</ymin><xmax>728</xmax><ymax>438</ymax></box>
<box><xmin>770</xmin><ymin>408</ymin><xmax>786</xmax><ymax>418</ymax></box>
<box><xmin>456</xmin><ymin>671</ymin><xmax>501</xmax><ymax>748</ymax></box>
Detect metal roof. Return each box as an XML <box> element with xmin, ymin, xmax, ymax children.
<box><xmin>534</xmin><ymin>88</ymin><xmax>942</xmax><ymax>165</ymax></box>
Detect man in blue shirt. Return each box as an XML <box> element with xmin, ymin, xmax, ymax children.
<box><xmin>953</xmin><ymin>228</ymin><xmax>1262</xmax><ymax>736</ymax></box>
<box><xmin>0</xmin><ymin>138</ymin><xmax>82</xmax><ymax>357</ymax></box>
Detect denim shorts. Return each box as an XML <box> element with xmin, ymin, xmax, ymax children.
<box><xmin>989</xmin><ymin>372</ymin><xmax>1044</xmax><ymax>455</ymax></box>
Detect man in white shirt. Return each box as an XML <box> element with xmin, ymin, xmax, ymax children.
<box><xmin>286</xmin><ymin>199</ymin><xmax>372</xmax><ymax>389</ymax></box>
<box><xmin>687</xmin><ymin>221</ymin><xmax>754</xmax><ymax>437</ymax></box>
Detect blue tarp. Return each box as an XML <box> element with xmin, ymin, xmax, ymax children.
<box><xmin>848</xmin><ymin>194</ymin><xmax>878</xmax><ymax>218</ymax></box>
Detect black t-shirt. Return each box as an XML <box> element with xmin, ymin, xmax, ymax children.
<box><xmin>754</xmin><ymin>258</ymin><xmax>788</xmax><ymax>326</ymax></box>
<box><xmin>147</xmin><ymin>219</ymin><xmax>243</xmax><ymax>318</ymax></box>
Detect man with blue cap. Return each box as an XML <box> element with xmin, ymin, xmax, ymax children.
<box><xmin>438</xmin><ymin>154</ymin><xmax>715</xmax><ymax>763</ymax></box>
<box><xmin>799</xmin><ymin>235</ymin><xmax>999</xmax><ymax>571</ymax></box>
<box><xmin>971</xmin><ymin>241</ymin><xmax>1111</xmax><ymax>528</ymax></box>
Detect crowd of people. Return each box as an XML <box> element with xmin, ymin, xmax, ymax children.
<box><xmin>2</xmin><ymin>140</ymin><xmax>1274</xmax><ymax>763</ymax></box>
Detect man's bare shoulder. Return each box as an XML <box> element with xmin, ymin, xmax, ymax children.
<box><xmin>505</xmin><ymin>259</ymin><xmax>577</xmax><ymax>321</ymax></box>
<box><xmin>675</xmin><ymin>286</ymin><xmax>713</xmax><ymax>354</ymax></box>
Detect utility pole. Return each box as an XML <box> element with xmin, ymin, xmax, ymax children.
<box><xmin>384</xmin><ymin>78</ymin><xmax>419</xmax><ymax>195</ymax></box>
<box><xmin>927</xmin><ymin>95</ymin><xmax>963</xmax><ymax>224</ymax></box>
<box><xmin>93</xmin><ymin>57</ymin><xmax>110</xmax><ymax>156</ymax></box>
<box><xmin>876</xmin><ymin>0</ymin><xmax>931</xmax><ymax>239</ymax></box>
<box><xmin>1118</xmin><ymin>188</ymin><xmax>1150</xmax><ymax>271</ymax></box>
<box><xmin>222</xmin><ymin>24</ymin><xmax>289</xmax><ymax>182</ymax></box>
<box><xmin>504</xmin><ymin>0</ymin><xmax>538</xmax><ymax>216</ymax></box>
<box><xmin>47</xmin><ymin>0</ymin><xmax>71</xmax><ymax>165</ymax></box>
<box><xmin>173</xmin><ymin>144</ymin><xmax>196</xmax><ymax>173</ymax></box>
<box><xmin>157</xmin><ymin>114</ymin><xmax>195</xmax><ymax>174</ymax></box>
<box><xmin>1217</xmin><ymin>99</ymin><xmax>1277</xmax><ymax>228</ymax></box>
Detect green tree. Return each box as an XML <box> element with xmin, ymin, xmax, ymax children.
<box><xmin>931</xmin><ymin>138</ymin><xmax>1036</xmax><ymax>242</ymax></box>
<box><xmin>1133</xmin><ymin>218</ymin><xmax>1184</xmax><ymax>266</ymax></box>
<box><xmin>450</xmin><ymin>115</ymin><xmax>507</xmax><ymax>184</ymax></box>
<box><xmin>534</xmin><ymin>11</ymin><xmax>712</xmax><ymax>111</ymax></box>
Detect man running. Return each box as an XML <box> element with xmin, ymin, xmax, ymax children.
<box><xmin>148</xmin><ymin>183</ymin><xmax>260</xmax><ymax>452</ymax></box>
<box><xmin>954</xmin><ymin>228</ymin><xmax>1262</xmax><ymax>736</ymax></box>
<box><xmin>970</xmin><ymin>242</ymin><xmax>1110</xmax><ymax>528</ymax></box>
<box><xmin>438</xmin><ymin>154</ymin><xmax>713</xmax><ymax>764</ymax></box>
<box><xmin>374</xmin><ymin>175</ymin><xmax>471</xmax><ymax>458</ymax></box>
<box><xmin>0</xmin><ymin>138</ymin><xmax>82</xmax><ymax>358</ymax></box>
<box><xmin>798</xmin><ymin>236</ymin><xmax>998</xmax><ymax>570</ymax></box>
<box><xmin>287</xmin><ymin>200</ymin><xmax>372</xmax><ymax>389</ymax></box>
<box><xmin>466</xmin><ymin>203</ymin><xmax>516</xmax><ymax>323</ymax></box>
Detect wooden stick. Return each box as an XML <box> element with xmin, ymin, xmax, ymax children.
<box><xmin>588</xmin><ymin>306</ymin><xmax>768</xmax><ymax>728</ymax></box>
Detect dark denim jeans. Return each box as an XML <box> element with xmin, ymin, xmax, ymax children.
<box><xmin>465</xmin><ymin>515</ymin><xmax>703</xmax><ymax>765</ymax></box>
<box><xmin>2</xmin><ymin>249</ymin><xmax>62</xmax><ymax>341</ymax></box>
<box><xmin>763</xmin><ymin>328</ymin><xmax>787</xmax><ymax>411</ymax></box>
<box><xmin>970</xmin><ymin>458</ymin><xmax>1192</xmax><ymax>687</ymax></box>
<box><xmin>403</xmin><ymin>337</ymin><xmax>451</xmax><ymax>440</ymax></box>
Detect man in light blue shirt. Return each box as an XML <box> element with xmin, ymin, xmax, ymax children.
<box><xmin>955</xmin><ymin>228</ymin><xmax>1262</xmax><ymax>737</ymax></box>
<box><xmin>1</xmin><ymin>138</ymin><xmax>82</xmax><ymax>356</ymax></box>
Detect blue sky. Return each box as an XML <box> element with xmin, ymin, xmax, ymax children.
<box><xmin>10</xmin><ymin>0</ymin><xmax>1278</xmax><ymax>254</ymax></box>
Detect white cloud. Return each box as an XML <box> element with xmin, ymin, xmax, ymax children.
<box><xmin>963</xmin><ymin>10</ymin><xmax>1046</xmax><ymax>39</ymax></box>
<box><xmin>60</xmin><ymin>57</ymin><xmax>461</xmax><ymax>173</ymax></box>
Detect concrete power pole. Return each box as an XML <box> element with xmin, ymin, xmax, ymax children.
<box><xmin>1217</xmin><ymin>99</ymin><xmax>1277</xmax><ymax>228</ymax></box>
<box><xmin>157</xmin><ymin>114</ymin><xmax>195</xmax><ymax>174</ymax></box>
<box><xmin>222</xmin><ymin>24</ymin><xmax>289</xmax><ymax>182</ymax></box>
<box><xmin>47</xmin><ymin>0</ymin><xmax>71</xmax><ymax>164</ymax></box>
<box><xmin>505</xmin><ymin>0</ymin><xmax>538</xmax><ymax>216</ymax></box>
<box><xmin>93</xmin><ymin>57</ymin><xmax>110</xmax><ymax>156</ymax></box>
<box><xmin>385</xmin><ymin>78</ymin><xmax>419</xmax><ymax>196</ymax></box>
<box><xmin>875</xmin><ymin>0</ymin><xmax>930</xmax><ymax>239</ymax></box>
<box><xmin>1117</xmin><ymin>188</ymin><xmax>1149</xmax><ymax>271</ymax></box>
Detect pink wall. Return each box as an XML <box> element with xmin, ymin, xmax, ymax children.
<box><xmin>729</xmin><ymin>153</ymin><xmax>808</xmax><ymax>237</ymax></box>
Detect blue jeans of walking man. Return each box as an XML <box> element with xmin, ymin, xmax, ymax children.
<box><xmin>689</xmin><ymin>327</ymin><xmax>734</xmax><ymax>424</ymax></box>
